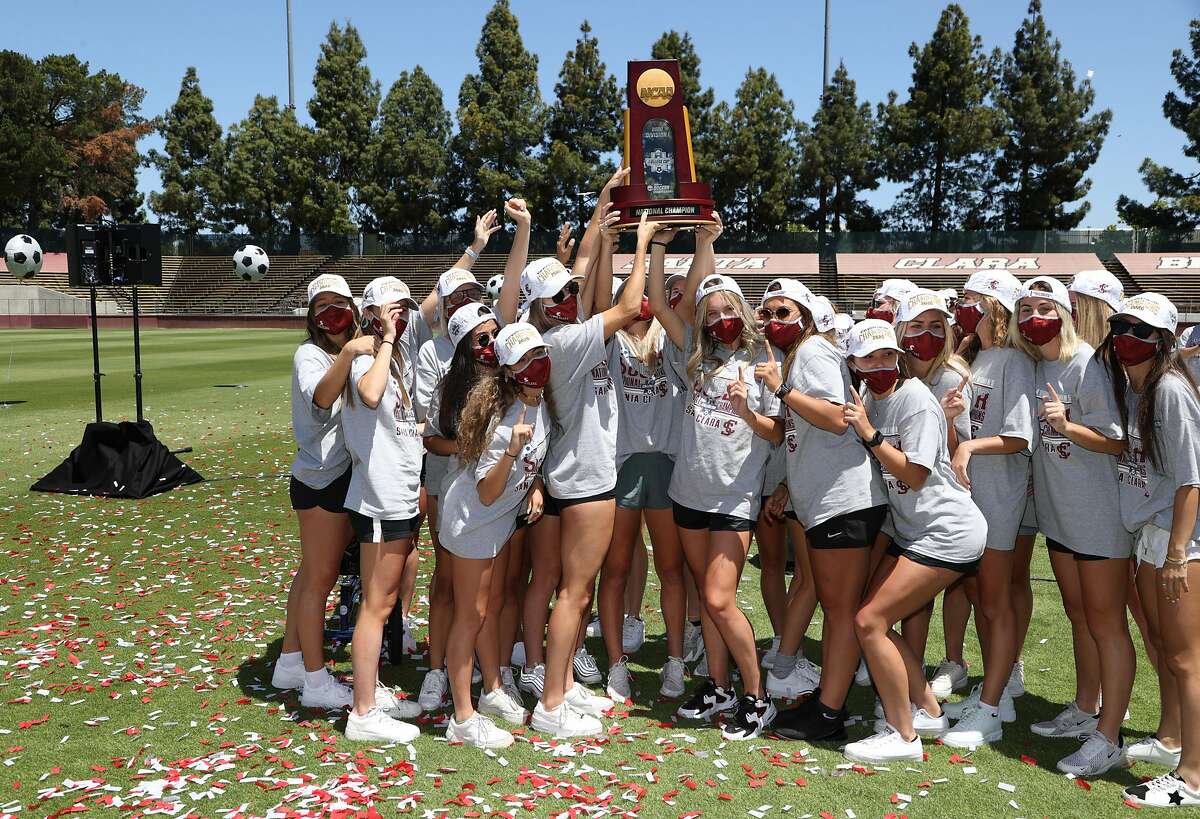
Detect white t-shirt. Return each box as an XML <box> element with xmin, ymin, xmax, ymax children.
<box><xmin>290</xmin><ymin>342</ymin><xmax>351</xmax><ymax>489</ymax></box>
<box><xmin>341</xmin><ymin>352</ymin><xmax>423</xmax><ymax>519</ymax></box>
<box><xmin>611</xmin><ymin>331</ymin><xmax>679</xmax><ymax>467</ymax></box>
<box><xmin>415</xmin><ymin>335</ymin><xmax>455</xmax><ymax>496</ymax></box>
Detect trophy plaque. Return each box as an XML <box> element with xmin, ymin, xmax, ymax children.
<box><xmin>611</xmin><ymin>60</ymin><xmax>716</xmax><ymax>228</ymax></box>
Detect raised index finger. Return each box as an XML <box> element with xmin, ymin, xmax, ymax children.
<box><xmin>1046</xmin><ymin>382</ymin><xmax>1061</xmax><ymax>403</ymax></box>
<box><xmin>517</xmin><ymin>403</ymin><xmax>527</xmax><ymax>425</ymax></box>
<box><xmin>851</xmin><ymin>386</ymin><xmax>865</xmax><ymax>406</ymax></box>
<box><xmin>953</xmin><ymin>374</ymin><xmax>969</xmax><ymax>396</ymax></box>
<box><xmin>766</xmin><ymin>343</ymin><xmax>776</xmax><ymax>364</ymax></box>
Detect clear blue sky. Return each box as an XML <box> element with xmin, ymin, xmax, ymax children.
<box><xmin>20</xmin><ymin>0</ymin><xmax>1199</xmax><ymax>228</ymax></box>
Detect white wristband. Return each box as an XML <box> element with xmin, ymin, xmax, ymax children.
<box><xmin>465</xmin><ymin>247</ymin><xmax>479</xmax><ymax>260</ymax></box>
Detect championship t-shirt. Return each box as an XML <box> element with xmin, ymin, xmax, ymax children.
<box><xmin>611</xmin><ymin>330</ymin><xmax>679</xmax><ymax>467</ymax></box>
<box><xmin>415</xmin><ymin>335</ymin><xmax>454</xmax><ymax>496</ymax></box>
<box><xmin>290</xmin><ymin>342</ymin><xmax>351</xmax><ymax>489</ymax></box>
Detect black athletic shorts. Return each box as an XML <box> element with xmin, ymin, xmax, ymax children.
<box><xmin>289</xmin><ymin>468</ymin><xmax>351</xmax><ymax>513</ymax></box>
<box><xmin>672</xmin><ymin>502</ymin><xmax>755</xmax><ymax>533</ymax></box>
<box><xmin>543</xmin><ymin>489</ymin><xmax>617</xmax><ymax>516</ymax></box>
<box><xmin>806</xmin><ymin>504</ymin><xmax>888</xmax><ymax>549</ymax></box>
<box><xmin>348</xmin><ymin>510</ymin><xmax>422</xmax><ymax>543</ymax></box>
<box><xmin>1046</xmin><ymin>537</ymin><xmax>1105</xmax><ymax>562</ymax></box>
<box><xmin>886</xmin><ymin>542</ymin><xmax>979</xmax><ymax>574</ymax></box>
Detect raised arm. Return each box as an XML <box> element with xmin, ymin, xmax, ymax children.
<box><xmin>598</xmin><ymin>213</ymin><xmax>650</xmax><ymax>339</ymax></box>
<box><xmin>421</xmin><ymin>210</ymin><xmax>501</xmax><ymax>329</ymax></box>
<box><xmin>498</xmin><ymin>198</ymin><xmax>531</xmax><ymax>325</ymax></box>
<box><xmin>677</xmin><ymin>212</ymin><xmax>723</xmax><ymax>326</ymax></box>
<box><xmin>844</xmin><ymin>387</ymin><xmax>931</xmax><ymax>490</ymax></box>
<box><xmin>573</xmin><ymin>167</ymin><xmax>629</xmax><ymax>280</ymax></box>
<box><xmin>356</xmin><ymin>305</ymin><xmax>400</xmax><ymax>409</ymax></box>
<box><xmin>590</xmin><ymin>209</ymin><xmax>624</xmax><ymax>314</ymax></box>
<box><xmin>313</xmin><ymin>335</ymin><xmax>376</xmax><ymax>409</ymax></box>
<box><xmin>646</xmin><ymin>226</ymin><xmax>686</xmax><ymax>348</ymax></box>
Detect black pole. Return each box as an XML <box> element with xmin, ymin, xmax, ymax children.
<box><xmin>88</xmin><ymin>285</ymin><xmax>102</xmax><ymax>423</ymax></box>
<box><xmin>131</xmin><ymin>284</ymin><xmax>144</xmax><ymax>423</ymax></box>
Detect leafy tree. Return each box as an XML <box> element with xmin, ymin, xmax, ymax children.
<box><xmin>359</xmin><ymin>66</ymin><xmax>452</xmax><ymax>237</ymax></box>
<box><xmin>542</xmin><ymin>21</ymin><xmax>622</xmax><ymax>230</ymax></box>
<box><xmin>650</xmin><ymin>31</ymin><xmax>718</xmax><ymax>184</ymax></box>
<box><xmin>708</xmin><ymin>68</ymin><xmax>800</xmax><ymax>240</ymax></box>
<box><xmin>878</xmin><ymin>4</ymin><xmax>1003</xmax><ymax>231</ymax></box>
<box><xmin>147</xmin><ymin>67</ymin><xmax>226</xmax><ymax>233</ymax></box>
<box><xmin>993</xmin><ymin>0</ymin><xmax>1111</xmax><ymax>230</ymax></box>
<box><xmin>798</xmin><ymin>62</ymin><xmax>882</xmax><ymax>233</ymax></box>
<box><xmin>1117</xmin><ymin>19</ymin><xmax>1200</xmax><ymax>231</ymax></box>
<box><xmin>448</xmin><ymin>0</ymin><xmax>546</xmax><ymax>225</ymax></box>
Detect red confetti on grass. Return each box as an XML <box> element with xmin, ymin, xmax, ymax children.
<box><xmin>1076</xmin><ymin>778</ymin><xmax>1092</xmax><ymax>791</ymax></box>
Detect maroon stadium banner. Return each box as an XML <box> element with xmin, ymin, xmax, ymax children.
<box><xmin>836</xmin><ymin>253</ymin><xmax>1103</xmax><ymax>275</ymax></box>
<box><xmin>1115</xmin><ymin>253</ymin><xmax>1200</xmax><ymax>276</ymax></box>
<box><xmin>613</xmin><ymin>253</ymin><xmax>820</xmax><ymax>275</ymax></box>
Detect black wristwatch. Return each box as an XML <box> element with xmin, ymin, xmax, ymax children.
<box><xmin>650</xmin><ymin>240</ymin><xmax>669</xmax><ymax>250</ymax></box>
<box><xmin>862</xmin><ymin>430</ymin><xmax>884</xmax><ymax>449</ymax></box>
<box><xmin>774</xmin><ymin>382</ymin><xmax>792</xmax><ymax>400</ymax></box>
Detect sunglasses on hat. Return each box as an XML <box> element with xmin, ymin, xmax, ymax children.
<box><xmin>551</xmin><ymin>280</ymin><xmax>580</xmax><ymax>303</ymax></box>
<box><xmin>1109</xmin><ymin>318</ymin><xmax>1158</xmax><ymax>340</ymax></box>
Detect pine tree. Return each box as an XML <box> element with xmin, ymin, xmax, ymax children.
<box><xmin>1116</xmin><ymin>20</ymin><xmax>1200</xmax><ymax>232</ymax></box>
<box><xmin>358</xmin><ymin>66</ymin><xmax>452</xmax><ymax>237</ymax></box>
<box><xmin>993</xmin><ymin>0</ymin><xmax>1111</xmax><ymax>230</ymax></box>
<box><xmin>799</xmin><ymin>62</ymin><xmax>881</xmax><ymax>233</ymax></box>
<box><xmin>878</xmin><ymin>4</ymin><xmax>1004</xmax><ymax>231</ymax></box>
<box><xmin>147</xmin><ymin>67</ymin><xmax>226</xmax><ymax>233</ymax></box>
<box><xmin>708</xmin><ymin>68</ymin><xmax>800</xmax><ymax>240</ymax></box>
<box><xmin>448</xmin><ymin>0</ymin><xmax>546</xmax><ymax>225</ymax></box>
<box><xmin>308</xmin><ymin>21</ymin><xmax>380</xmax><ymax>227</ymax></box>
<box><xmin>649</xmin><ymin>31</ymin><xmax>718</xmax><ymax>184</ymax></box>
<box><xmin>542</xmin><ymin>21</ymin><xmax>622</xmax><ymax>229</ymax></box>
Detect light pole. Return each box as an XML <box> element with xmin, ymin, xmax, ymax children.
<box><xmin>823</xmin><ymin>0</ymin><xmax>831</xmax><ymax>92</ymax></box>
<box><xmin>286</xmin><ymin>0</ymin><xmax>296</xmax><ymax>110</ymax></box>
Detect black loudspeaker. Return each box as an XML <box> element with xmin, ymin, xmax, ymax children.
<box><xmin>67</xmin><ymin>222</ymin><xmax>162</xmax><ymax>286</ymax></box>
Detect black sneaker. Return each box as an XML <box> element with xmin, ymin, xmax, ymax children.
<box><xmin>771</xmin><ymin>692</ymin><xmax>848</xmax><ymax>741</ymax></box>
<box><xmin>676</xmin><ymin>678</ymin><xmax>736</xmax><ymax>720</ymax></box>
<box><xmin>721</xmin><ymin>695</ymin><xmax>777</xmax><ymax>740</ymax></box>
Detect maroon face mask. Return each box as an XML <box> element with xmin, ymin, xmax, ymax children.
<box><xmin>315</xmin><ymin>303</ymin><xmax>354</xmax><ymax>335</ymax></box>
<box><xmin>445</xmin><ymin>297</ymin><xmax>476</xmax><ymax>320</ymax></box>
<box><xmin>512</xmin><ymin>355</ymin><xmax>551</xmax><ymax>388</ymax></box>
<box><xmin>865</xmin><ymin>306</ymin><xmax>895</xmax><ymax>324</ymax></box>
<box><xmin>473</xmin><ymin>343</ymin><xmax>498</xmax><ymax>367</ymax></box>
<box><xmin>955</xmin><ymin>302</ymin><xmax>985</xmax><ymax>334</ymax></box>
<box><xmin>903</xmin><ymin>330</ymin><xmax>944</xmax><ymax>361</ymax></box>
<box><xmin>765</xmin><ymin>320</ymin><xmax>803</xmax><ymax>350</ymax></box>
<box><xmin>370</xmin><ymin>315</ymin><xmax>407</xmax><ymax>339</ymax></box>
<box><xmin>545</xmin><ymin>294</ymin><xmax>578</xmax><ymax>323</ymax></box>
<box><xmin>706</xmin><ymin>317</ymin><xmax>744</xmax><ymax>345</ymax></box>
<box><xmin>636</xmin><ymin>297</ymin><xmax>653</xmax><ymax>322</ymax></box>
<box><xmin>858</xmin><ymin>366</ymin><xmax>900</xmax><ymax>394</ymax></box>
<box><xmin>1018</xmin><ymin>315</ymin><xmax>1063</xmax><ymax>346</ymax></box>
<box><xmin>1113</xmin><ymin>334</ymin><xmax>1159</xmax><ymax>366</ymax></box>
<box><xmin>668</xmin><ymin>290</ymin><xmax>684</xmax><ymax>309</ymax></box>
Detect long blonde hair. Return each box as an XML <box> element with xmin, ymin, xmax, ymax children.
<box><xmin>618</xmin><ymin>319</ymin><xmax>665</xmax><ymax>370</ymax></box>
<box><xmin>895</xmin><ymin>313</ymin><xmax>970</xmax><ymax>384</ymax></box>
<box><xmin>962</xmin><ymin>294</ymin><xmax>1013</xmax><ymax>364</ymax></box>
<box><xmin>1008</xmin><ymin>282</ymin><xmax>1079</xmax><ymax>363</ymax></box>
<box><xmin>687</xmin><ymin>291</ymin><xmax>764</xmax><ymax>385</ymax></box>
<box><xmin>1071</xmin><ymin>292</ymin><xmax>1114</xmax><ymax>348</ymax></box>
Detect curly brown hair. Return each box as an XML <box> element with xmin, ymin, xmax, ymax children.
<box><xmin>456</xmin><ymin>371</ymin><xmax>558</xmax><ymax>465</ymax></box>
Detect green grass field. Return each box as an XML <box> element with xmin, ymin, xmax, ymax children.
<box><xmin>0</xmin><ymin>328</ymin><xmax>1166</xmax><ymax>818</ymax></box>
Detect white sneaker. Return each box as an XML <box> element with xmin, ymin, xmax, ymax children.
<box><xmin>510</xmin><ymin>641</ymin><xmax>526</xmax><ymax>668</ymax></box>
<box><xmin>941</xmin><ymin>682</ymin><xmax>1015</xmax><ymax>723</ymax></box>
<box><xmin>478</xmin><ymin>687</ymin><xmax>529</xmax><ymax>726</ymax></box>
<box><xmin>844</xmin><ymin>725</ymin><xmax>924</xmax><ymax>764</ymax></box>
<box><xmin>1124</xmin><ymin>735</ymin><xmax>1183</xmax><ymax>768</ymax></box>
<box><xmin>1031</xmin><ymin>701</ymin><xmax>1099</xmax><ymax>738</ymax></box>
<box><xmin>1007</xmin><ymin>659</ymin><xmax>1025</xmax><ymax>698</ymax></box>
<box><xmin>942</xmin><ymin>703</ymin><xmax>1004</xmax><ymax>748</ymax></box>
<box><xmin>761</xmin><ymin>636</ymin><xmax>782</xmax><ymax>669</ymax></box>
<box><xmin>928</xmin><ymin>659</ymin><xmax>968</xmax><ymax>699</ymax></box>
<box><xmin>767</xmin><ymin>660</ymin><xmax>819</xmax><ymax>699</ymax></box>
<box><xmin>1056</xmin><ymin>731</ymin><xmax>1130</xmax><ymax>778</ymax></box>
<box><xmin>586</xmin><ymin>616</ymin><xmax>602</xmax><ymax>638</ymax></box>
<box><xmin>519</xmin><ymin>664</ymin><xmax>544</xmax><ymax>697</ymax></box>
<box><xmin>1124</xmin><ymin>771</ymin><xmax>1200</xmax><ymax>807</ymax></box>
<box><xmin>301</xmin><ymin>673</ymin><xmax>354</xmax><ymax>710</ymax></box>
<box><xmin>271</xmin><ymin>656</ymin><xmax>304</xmax><ymax>690</ymax></box>
<box><xmin>401</xmin><ymin>617</ymin><xmax>417</xmax><ymax>656</ymax></box>
<box><xmin>606</xmin><ymin>657</ymin><xmax>632</xmax><ymax>703</ymax></box>
<box><xmin>854</xmin><ymin>658</ymin><xmax>872</xmax><ymax>687</ymax></box>
<box><xmin>683</xmin><ymin>621</ymin><xmax>704</xmax><ymax>663</ymax></box>
<box><xmin>376</xmin><ymin>684</ymin><xmax>422</xmax><ymax>719</ymax></box>
<box><xmin>499</xmin><ymin>665</ymin><xmax>523</xmax><ymax>706</ymax></box>
<box><xmin>874</xmin><ymin>704</ymin><xmax>948</xmax><ymax>738</ymax></box>
<box><xmin>446</xmin><ymin>712</ymin><xmax>513</xmax><ymax>749</ymax></box>
<box><xmin>345</xmin><ymin>707</ymin><xmax>419</xmax><ymax>744</ymax></box>
<box><xmin>660</xmin><ymin>656</ymin><xmax>687</xmax><ymax>698</ymax></box>
<box><xmin>565</xmin><ymin>682</ymin><xmax>613</xmax><ymax>717</ymax></box>
<box><xmin>622</xmin><ymin>615</ymin><xmax>645</xmax><ymax>654</ymax></box>
<box><xmin>530</xmin><ymin>701</ymin><xmax>602</xmax><ymax>738</ymax></box>
<box><xmin>418</xmin><ymin>668</ymin><xmax>448</xmax><ymax>711</ymax></box>
<box><xmin>572</xmin><ymin>648</ymin><xmax>602</xmax><ymax>684</ymax></box>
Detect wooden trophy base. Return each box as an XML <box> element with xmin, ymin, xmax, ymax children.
<box><xmin>611</xmin><ymin>182</ymin><xmax>715</xmax><ymax>230</ymax></box>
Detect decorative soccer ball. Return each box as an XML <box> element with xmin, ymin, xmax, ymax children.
<box><xmin>4</xmin><ymin>234</ymin><xmax>43</xmax><ymax>280</ymax></box>
<box><xmin>486</xmin><ymin>273</ymin><xmax>504</xmax><ymax>301</ymax></box>
<box><xmin>233</xmin><ymin>245</ymin><xmax>269</xmax><ymax>282</ymax></box>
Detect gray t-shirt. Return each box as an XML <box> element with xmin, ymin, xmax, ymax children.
<box><xmin>611</xmin><ymin>331</ymin><xmax>678</xmax><ymax>468</ymax></box>
<box><xmin>784</xmin><ymin>335</ymin><xmax>887</xmax><ymax>529</ymax></box>
<box><xmin>1117</xmin><ymin>375</ymin><xmax>1200</xmax><ymax>539</ymax></box>
<box><xmin>341</xmin><ymin>352</ymin><xmax>423</xmax><ymax>520</ymax></box>
<box><xmin>1033</xmin><ymin>344</ymin><xmax>1131</xmax><ymax>557</ymax></box>
<box><xmin>865</xmin><ymin>378</ymin><xmax>987</xmax><ymax>564</ymax></box>
<box><xmin>415</xmin><ymin>335</ymin><xmax>454</xmax><ymax>497</ymax></box>
<box><xmin>1187</xmin><ymin>354</ymin><xmax>1200</xmax><ymax>385</ymax></box>
<box><xmin>926</xmin><ymin>364</ymin><xmax>973</xmax><ymax>446</ymax></box>
<box><xmin>967</xmin><ymin>346</ymin><xmax>1035</xmax><ymax>550</ymax></box>
<box><xmin>399</xmin><ymin>310</ymin><xmax>433</xmax><ymax>366</ymax></box>
<box><xmin>422</xmin><ymin>382</ymin><xmax>466</xmax><ymax>503</ymax></box>
<box><xmin>667</xmin><ymin>336</ymin><xmax>783</xmax><ymax>520</ymax></box>
<box><xmin>543</xmin><ymin>314</ymin><xmax>619</xmax><ymax>498</ymax></box>
<box><xmin>439</xmin><ymin>399</ymin><xmax>551</xmax><ymax>558</ymax></box>
<box><xmin>290</xmin><ymin>342</ymin><xmax>351</xmax><ymax>489</ymax></box>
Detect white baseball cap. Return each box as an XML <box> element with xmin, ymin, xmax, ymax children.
<box><xmin>847</xmin><ymin>319</ymin><xmax>904</xmax><ymax>358</ymax></box>
<box><xmin>875</xmin><ymin>278</ymin><xmax>918</xmax><ymax>303</ymax></box>
<box><xmin>694</xmin><ymin>273</ymin><xmax>744</xmax><ymax>305</ymax></box>
<box><xmin>307</xmin><ymin>273</ymin><xmax>352</xmax><ymax>303</ymax></box>
<box><xmin>805</xmin><ymin>295</ymin><xmax>837</xmax><ymax>333</ymax></box>
<box><xmin>495</xmin><ymin>322</ymin><xmax>549</xmax><ymax>366</ymax></box>
<box><xmin>760</xmin><ymin>277</ymin><xmax>814</xmax><ymax>309</ymax></box>
<box><xmin>520</xmin><ymin>257</ymin><xmax>573</xmax><ymax>302</ymax></box>
<box><xmin>964</xmin><ymin>270</ymin><xmax>1021</xmax><ymax>312</ymax></box>
<box><xmin>1070</xmin><ymin>269</ymin><xmax>1124</xmax><ymax>312</ymax></box>
<box><xmin>447</xmin><ymin>302</ymin><xmax>497</xmax><ymax>349</ymax></box>
<box><xmin>665</xmin><ymin>272</ymin><xmax>687</xmax><ymax>290</ymax></box>
<box><xmin>362</xmin><ymin>276</ymin><xmax>418</xmax><ymax>309</ymax></box>
<box><xmin>437</xmin><ymin>267</ymin><xmax>480</xmax><ymax>298</ymax></box>
<box><xmin>938</xmin><ymin>288</ymin><xmax>958</xmax><ymax>302</ymax></box>
<box><xmin>896</xmin><ymin>288</ymin><xmax>952</xmax><ymax>323</ymax></box>
<box><xmin>1018</xmin><ymin>276</ymin><xmax>1072</xmax><ymax>314</ymax></box>
<box><xmin>1112</xmin><ymin>292</ymin><xmax>1179</xmax><ymax>335</ymax></box>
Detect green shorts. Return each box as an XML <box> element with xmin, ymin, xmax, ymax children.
<box><xmin>615</xmin><ymin>452</ymin><xmax>674</xmax><ymax>510</ymax></box>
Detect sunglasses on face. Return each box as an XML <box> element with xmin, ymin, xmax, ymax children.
<box><xmin>448</xmin><ymin>287</ymin><xmax>482</xmax><ymax>305</ymax></box>
<box><xmin>472</xmin><ymin>331</ymin><xmax>494</xmax><ymax>347</ymax></box>
<box><xmin>551</xmin><ymin>281</ymin><xmax>580</xmax><ymax>304</ymax></box>
<box><xmin>757</xmin><ymin>306</ymin><xmax>796</xmax><ymax>322</ymax></box>
<box><xmin>1109</xmin><ymin>318</ymin><xmax>1158</xmax><ymax>340</ymax></box>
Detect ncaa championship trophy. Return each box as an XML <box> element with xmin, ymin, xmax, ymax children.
<box><xmin>611</xmin><ymin>60</ymin><xmax>716</xmax><ymax>229</ymax></box>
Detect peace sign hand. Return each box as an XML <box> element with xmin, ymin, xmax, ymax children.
<box><xmin>842</xmin><ymin>386</ymin><xmax>875</xmax><ymax>440</ymax></box>
<box><xmin>1042</xmin><ymin>382</ymin><xmax>1068</xmax><ymax>434</ymax></box>
<box><xmin>941</xmin><ymin>374</ymin><xmax>969</xmax><ymax>421</ymax></box>
<box><xmin>754</xmin><ymin>342</ymin><xmax>783</xmax><ymax>393</ymax></box>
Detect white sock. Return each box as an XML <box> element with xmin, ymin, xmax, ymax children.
<box><xmin>304</xmin><ymin>668</ymin><xmax>331</xmax><ymax>688</ymax></box>
<box><xmin>278</xmin><ymin>651</ymin><xmax>302</xmax><ymax>667</ymax></box>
